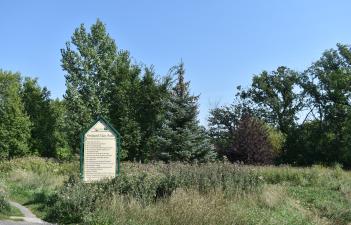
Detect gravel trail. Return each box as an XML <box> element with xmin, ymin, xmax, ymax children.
<box><xmin>0</xmin><ymin>201</ymin><xmax>52</xmax><ymax>225</ymax></box>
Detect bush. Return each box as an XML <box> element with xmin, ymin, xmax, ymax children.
<box><xmin>55</xmin><ymin>147</ymin><xmax>72</xmax><ymax>161</ymax></box>
<box><xmin>227</xmin><ymin>115</ymin><xmax>275</xmax><ymax>164</ymax></box>
<box><xmin>45</xmin><ymin>162</ymin><xmax>263</xmax><ymax>224</ymax></box>
<box><xmin>0</xmin><ymin>193</ymin><xmax>10</xmax><ymax>213</ymax></box>
<box><xmin>2</xmin><ymin>157</ymin><xmax>351</xmax><ymax>225</ymax></box>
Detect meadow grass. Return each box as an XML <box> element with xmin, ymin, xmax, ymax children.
<box><xmin>0</xmin><ymin>157</ymin><xmax>350</xmax><ymax>225</ymax></box>
<box><xmin>0</xmin><ymin>177</ymin><xmax>23</xmax><ymax>220</ymax></box>
<box><xmin>0</xmin><ymin>157</ymin><xmax>77</xmax><ymax>219</ymax></box>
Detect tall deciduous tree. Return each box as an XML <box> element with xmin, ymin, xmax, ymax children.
<box><xmin>0</xmin><ymin>71</ymin><xmax>31</xmax><ymax>159</ymax></box>
<box><xmin>21</xmin><ymin>77</ymin><xmax>52</xmax><ymax>156</ymax></box>
<box><xmin>62</xmin><ymin>19</ymin><xmax>117</xmax><ymax>153</ymax></box>
<box><xmin>49</xmin><ymin>99</ymin><xmax>71</xmax><ymax>159</ymax></box>
<box><xmin>292</xmin><ymin>44</ymin><xmax>351</xmax><ymax>166</ymax></box>
<box><xmin>242</xmin><ymin>66</ymin><xmax>303</xmax><ymax>134</ymax></box>
<box><xmin>62</xmin><ymin>20</ymin><xmax>171</xmax><ymax>161</ymax></box>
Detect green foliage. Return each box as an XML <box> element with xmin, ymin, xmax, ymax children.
<box><xmin>45</xmin><ymin>162</ymin><xmax>261</xmax><ymax>224</ymax></box>
<box><xmin>0</xmin><ymin>70</ymin><xmax>31</xmax><ymax>159</ymax></box>
<box><xmin>154</xmin><ymin>62</ymin><xmax>216</xmax><ymax>162</ymax></box>
<box><xmin>49</xmin><ymin>100</ymin><xmax>71</xmax><ymax>158</ymax></box>
<box><xmin>55</xmin><ymin>147</ymin><xmax>72</xmax><ymax>161</ymax></box>
<box><xmin>277</xmin><ymin>44</ymin><xmax>351</xmax><ymax>166</ymax></box>
<box><xmin>62</xmin><ymin>19</ymin><xmax>118</xmax><ymax>152</ymax></box>
<box><xmin>211</xmin><ymin>44</ymin><xmax>351</xmax><ymax>167</ymax></box>
<box><xmin>0</xmin><ymin>193</ymin><xmax>10</xmax><ymax>213</ymax></box>
<box><xmin>62</xmin><ymin>20</ymin><xmax>172</xmax><ymax>162</ymax></box>
<box><xmin>208</xmin><ymin>103</ymin><xmax>241</xmax><ymax>157</ymax></box>
<box><xmin>242</xmin><ymin>66</ymin><xmax>303</xmax><ymax>134</ymax></box>
<box><xmin>1</xmin><ymin>157</ymin><xmax>351</xmax><ymax>225</ymax></box>
<box><xmin>208</xmin><ymin>98</ymin><xmax>283</xmax><ymax>161</ymax></box>
<box><xmin>265</xmin><ymin>124</ymin><xmax>286</xmax><ymax>156</ymax></box>
<box><xmin>21</xmin><ymin>78</ymin><xmax>51</xmax><ymax>157</ymax></box>
<box><xmin>21</xmin><ymin>78</ymin><xmax>71</xmax><ymax>158</ymax></box>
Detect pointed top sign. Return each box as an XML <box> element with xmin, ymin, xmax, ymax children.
<box><xmin>80</xmin><ymin>116</ymin><xmax>121</xmax><ymax>182</ymax></box>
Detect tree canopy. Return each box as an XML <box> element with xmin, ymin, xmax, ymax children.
<box><xmin>1</xmin><ymin>19</ymin><xmax>350</xmax><ymax>167</ymax></box>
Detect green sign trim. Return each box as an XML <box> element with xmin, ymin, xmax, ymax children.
<box><xmin>80</xmin><ymin>116</ymin><xmax>121</xmax><ymax>180</ymax></box>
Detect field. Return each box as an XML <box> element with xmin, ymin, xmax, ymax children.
<box><xmin>0</xmin><ymin>157</ymin><xmax>351</xmax><ymax>225</ymax></box>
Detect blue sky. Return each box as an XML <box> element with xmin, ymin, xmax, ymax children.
<box><xmin>1</xmin><ymin>0</ymin><xmax>351</xmax><ymax>125</ymax></box>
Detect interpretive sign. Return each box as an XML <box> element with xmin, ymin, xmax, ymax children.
<box><xmin>80</xmin><ymin>116</ymin><xmax>121</xmax><ymax>183</ymax></box>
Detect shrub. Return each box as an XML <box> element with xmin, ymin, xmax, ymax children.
<box><xmin>55</xmin><ymin>147</ymin><xmax>72</xmax><ymax>161</ymax></box>
<box><xmin>0</xmin><ymin>193</ymin><xmax>10</xmax><ymax>213</ymax></box>
<box><xmin>45</xmin><ymin>162</ymin><xmax>263</xmax><ymax>224</ymax></box>
<box><xmin>227</xmin><ymin>115</ymin><xmax>275</xmax><ymax>164</ymax></box>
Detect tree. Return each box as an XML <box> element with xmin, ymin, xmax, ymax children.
<box><xmin>292</xmin><ymin>44</ymin><xmax>351</xmax><ymax>165</ymax></box>
<box><xmin>21</xmin><ymin>77</ymin><xmax>53</xmax><ymax>156</ymax></box>
<box><xmin>228</xmin><ymin>114</ymin><xmax>274</xmax><ymax>165</ymax></box>
<box><xmin>62</xmin><ymin>20</ymin><xmax>172</xmax><ymax>161</ymax></box>
<box><xmin>208</xmin><ymin>96</ymin><xmax>252</xmax><ymax>158</ymax></box>
<box><xmin>0</xmin><ymin>70</ymin><xmax>31</xmax><ymax>159</ymax></box>
<box><xmin>49</xmin><ymin>99</ymin><xmax>71</xmax><ymax>160</ymax></box>
<box><xmin>104</xmin><ymin>50</ymin><xmax>143</xmax><ymax>160</ymax></box>
<box><xmin>134</xmin><ymin>67</ymin><xmax>171</xmax><ymax>161</ymax></box>
<box><xmin>242</xmin><ymin>66</ymin><xmax>303</xmax><ymax>135</ymax></box>
<box><xmin>21</xmin><ymin>78</ymin><xmax>71</xmax><ymax>158</ymax></box>
<box><xmin>155</xmin><ymin>62</ymin><xmax>216</xmax><ymax>162</ymax></box>
<box><xmin>208</xmin><ymin>97</ymin><xmax>284</xmax><ymax>161</ymax></box>
<box><xmin>62</xmin><ymin>19</ymin><xmax>118</xmax><ymax>153</ymax></box>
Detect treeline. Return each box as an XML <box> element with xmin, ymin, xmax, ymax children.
<box><xmin>0</xmin><ymin>20</ymin><xmax>214</xmax><ymax>162</ymax></box>
<box><xmin>209</xmin><ymin>46</ymin><xmax>351</xmax><ymax>167</ymax></box>
<box><xmin>1</xmin><ymin>20</ymin><xmax>351</xmax><ymax>167</ymax></box>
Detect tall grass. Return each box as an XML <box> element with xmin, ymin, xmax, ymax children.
<box><xmin>1</xmin><ymin>157</ymin><xmax>350</xmax><ymax>225</ymax></box>
<box><xmin>45</xmin><ymin>162</ymin><xmax>263</xmax><ymax>223</ymax></box>
<box><xmin>0</xmin><ymin>157</ymin><xmax>78</xmax><ymax>218</ymax></box>
<box><xmin>0</xmin><ymin>192</ymin><xmax>10</xmax><ymax>213</ymax></box>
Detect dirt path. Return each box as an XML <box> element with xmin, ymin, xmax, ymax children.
<box><xmin>0</xmin><ymin>201</ymin><xmax>52</xmax><ymax>225</ymax></box>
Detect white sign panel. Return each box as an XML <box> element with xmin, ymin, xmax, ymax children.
<box><xmin>83</xmin><ymin>120</ymin><xmax>116</xmax><ymax>182</ymax></box>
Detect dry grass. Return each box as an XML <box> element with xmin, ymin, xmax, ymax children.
<box><xmin>1</xmin><ymin>157</ymin><xmax>351</xmax><ymax>225</ymax></box>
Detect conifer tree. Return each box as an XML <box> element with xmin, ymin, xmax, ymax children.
<box><xmin>155</xmin><ymin>62</ymin><xmax>216</xmax><ymax>162</ymax></box>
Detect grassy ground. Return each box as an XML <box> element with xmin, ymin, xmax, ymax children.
<box><xmin>0</xmin><ymin>157</ymin><xmax>77</xmax><ymax>220</ymax></box>
<box><xmin>0</xmin><ymin>157</ymin><xmax>350</xmax><ymax>225</ymax></box>
<box><xmin>0</xmin><ymin>177</ymin><xmax>23</xmax><ymax>220</ymax></box>
<box><xmin>0</xmin><ymin>203</ymin><xmax>23</xmax><ymax>221</ymax></box>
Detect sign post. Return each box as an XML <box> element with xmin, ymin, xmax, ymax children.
<box><xmin>80</xmin><ymin>116</ymin><xmax>121</xmax><ymax>183</ymax></box>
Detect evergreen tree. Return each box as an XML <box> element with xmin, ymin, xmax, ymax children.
<box><xmin>155</xmin><ymin>62</ymin><xmax>216</xmax><ymax>162</ymax></box>
<box><xmin>0</xmin><ymin>70</ymin><xmax>31</xmax><ymax>159</ymax></box>
<box><xmin>134</xmin><ymin>67</ymin><xmax>171</xmax><ymax>161</ymax></box>
<box><xmin>106</xmin><ymin>50</ymin><xmax>143</xmax><ymax>160</ymax></box>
